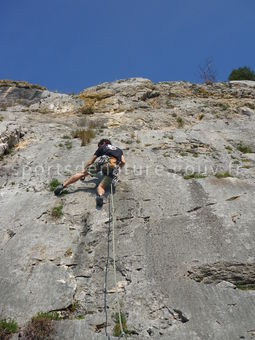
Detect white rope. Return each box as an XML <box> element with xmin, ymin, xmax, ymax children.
<box><xmin>103</xmin><ymin>198</ymin><xmax>111</xmax><ymax>340</ymax></box>
<box><xmin>110</xmin><ymin>184</ymin><xmax>127</xmax><ymax>340</ymax></box>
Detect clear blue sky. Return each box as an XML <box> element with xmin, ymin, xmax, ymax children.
<box><xmin>0</xmin><ymin>0</ymin><xmax>254</xmax><ymax>93</ymax></box>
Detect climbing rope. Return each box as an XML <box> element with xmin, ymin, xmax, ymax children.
<box><xmin>110</xmin><ymin>183</ymin><xmax>127</xmax><ymax>340</ymax></box>
<box><xmin>104</xmin><ymin>183</ymin><xmax>127</xmax><ymax>340</ymax></box>
<box><xmin>103</xmin><ymin>197</ymin><xmax>111</xmax><ymax>340</ymax></box>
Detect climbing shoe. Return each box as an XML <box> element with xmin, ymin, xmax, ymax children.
<box><xmin>54</xmin><ymin>184</ymin><xmax>64</xmax><ymax>196</ymax></box>
<box><xmin>96</xmin><ymin>196</ymin><xmax>104</xmax><ymax>207</ymax></box>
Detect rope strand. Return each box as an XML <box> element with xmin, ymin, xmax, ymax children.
<box><xmin>104</xmin><ymin>184</ymin><xmax>127</xmax><ymax>340</ymax></box>
<box><xmin>103</xmin><ymin>193</ymin><xmax>112</xmax><ymax>340</ymax></box>
<box><xmin>110</xmin><ymin>184</ymin><xmax>127</xmax><ymax>340</ymax></box>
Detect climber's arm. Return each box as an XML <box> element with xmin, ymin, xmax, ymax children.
<box><xmin>120</xmin><ymin>154</ymin><xmax>126</xmax><ymax>168</ymax></box>
<box><xmin>84</xmin><ymin>155</ymin><xmax>97</xmax><ymax>171</ymax></box>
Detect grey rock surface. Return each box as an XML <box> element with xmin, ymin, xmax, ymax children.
<box><xmin>1</xmin><ymin>78</ymin><xmax>255</xmax><ymax>339</ymax></box>
<box><xmin>0</xmin><ymin>79</ymin><xmax>82</xmax><ymax>113</ymax></box>
<box><xmin>0</xmin><ymin>80</ymin><xmax>46</xmax><ymax>108</ymax></box>
<box><xmin>0</xmin><ymin>121</ymin><xmax>22</xmax><ymax>156</ymax></box>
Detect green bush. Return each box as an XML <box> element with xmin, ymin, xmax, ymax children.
<box><xmin>49</xmin><ymin>178</ymin><xmax>61</xmax><ymax>191</ymax></box>
<box><xmin>180</xmin><ymin>151</ymin><xmax>187</xmax><ymax>157</ymax></box>
<box><xmin>51</xmin><ymin>204</ymin><xmax>63</xmax><ymax>218</ymax></box>
<box><xmin>23</xmin><ymin>312</ymin><xmax>60</xmax><ymax>340</ymax></box>
<box><xmin>34</xmin><ymin>312</ymin><xmax>61</xmax><ymax>321</ymax></box>
<box><xmin>217</xmin><ymin>103</ymin><xmax>229</xmax><ymax>111</ymax></box>
<box><xmin>215</xmin><ymin>171</ymin><xmax>232</xmax><ymax>179</ymax></box>
<box><xmin>64</xmin><ymin>140</ymin><xmax>72</xmax><ymax>149</ymax></box>
<box><xmin>232</xmin><ymin>160</ymin><xmax>240</xmax><ymax>165</ymax></box>
<box><xmin>177</xmin><ymin>116</ymin><xmax>184</xmax><ymax>128</ymax></box>
<box><xmin>61</xmin><ymin>135</ymin><xmax>71</xmax><ymax>139</ymax></box>
<box><xmin>236</xmin><ymin>283</ymin><xmax>255</xmax><ymax>290</ymax></box>
<box><xmin>113</xmin><ymin>312</ymin><xmax>128</xmax><ymax>337</ymax></box>
<box><xmin>184</xmin><ymin>173</ymin><xmax>206</xmax><ymax>180</ymax></box>
<box><xmin>228</xmin><ymin>66</ymin><xmax>255</xmax><ymax>81</ymax></box>
<box><xmin>0</xmin><ymin>319</ymin><xmax>18</xmax><ymax>338</ymax></box>
<box><xmin>237</xmin><ymin>143</ymin><xmax>252</xmax><ymax>154</ymax></box>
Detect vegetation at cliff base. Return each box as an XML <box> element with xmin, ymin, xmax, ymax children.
<box><xmin>0</xmin><ymin>319</ymin><xmax>18</xmax><ymax>339</ymax></box>
<box><xmin>23</xmin><ymin>312</ymin><xmax>60</xmax><ymax>340</ymax></box>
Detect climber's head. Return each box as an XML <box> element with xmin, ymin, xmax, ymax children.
<box><xmin>98</xmin><ymin>139</ymin><xmax>112</xmax><ymax>147</ymax></box>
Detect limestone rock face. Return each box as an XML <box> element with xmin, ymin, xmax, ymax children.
<box><xmin>29</xmin><ymin>91</ymin><xmax>83</xmax><ymax>114</ymax></box>
<box><xmin>0</xmin><ymin>80</ymin><xmax>82</xmax><ymax>114</ymax></box>
<box><xmin>0</xmin><ymin>78</ymin><xmax>255</xmax><ymax>339</ymax></box>
<box><xmin>0</xmin><ymin>80</ymin><xmax>45</xmax><ymax>107</ymax></box>
<box><xmin>0</xmin><ymin>122</ymin><xmax>22</xmax><ymax>156</ymax></box>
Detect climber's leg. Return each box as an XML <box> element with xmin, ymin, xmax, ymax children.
<box><xmin>97</xmin><ymin>182</ymin><xmax>105</xmax><ymax>197</ymax></box>
<box><xmin>63</xmin><ymin>171</ymin><xmax>87</xmax><ymax>187</ymax></box>
<box><xmin>54</xmin><ymin>171</ymin><xmax>87</xmax><ymax>196</ymax></box>
<box><xmin>96</xmin><ymin>176</ymin><xmax>112</xmax><ymax>206</ymax></box>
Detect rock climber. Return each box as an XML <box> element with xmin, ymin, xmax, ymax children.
<box><xmin>54</xmin><ymin>138</ymin><xmax>126</xmax><ymax>207</ymax></box>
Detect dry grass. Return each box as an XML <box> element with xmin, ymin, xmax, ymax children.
<box><xmin>192</xmin><ymin>87</ymin><xmax>210</xmax><ymax>97</ymax></box>
<box><xmin>15</xmin><ymin>139</ymin><xmax>29</xmax><ymax>150</ymax></box>
<box><xmin>198</xmin><ymin>113</ymin><xmax>204</xmax><ymax>121</ymax></box>
<box><xmin>78</xmin><ymin>104</ymin><xmax>94</xmax><ymax>115</ymax></box>
<box><xmin>77</xmin><ymin>116</ymin><xmax>106</xmax><ymax>130</ymax></box>
<box><xmin>0</xmin><ymin>103</ymin><xmax>8</xmax><ymax>111</ymax></box>
<box><xmin>23</xmin><ymin>312</ymin><xmax>60</xmax><ymax>340</ymax></box>
<box><xmin>177</xmin><ymin>116</ymin><xmax>184</xmax><ymax>128</ymax></box>
<box><xmin>72</xmin><ymin>128</ymin><xmax>96</xmax><ymax>146</ymax></box>
<box><xmin>65</xmin><ymin>248</ymin><xmax>73</xmax><ymax>257</ymax></box>
<box><xmin>77</xmin><ymin>97</ymin><xmax>96</xmax><ymax>115</ymax></box>
<box><xmin>244</xmin><ymin>102</ymin><xmax>255</xmax><ymax>110</ymax></box>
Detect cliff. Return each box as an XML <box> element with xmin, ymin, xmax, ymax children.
<box><xmin>0</xmin><ymin>78</ymin><xmax>255</xmax><ymax>339</ymax></box>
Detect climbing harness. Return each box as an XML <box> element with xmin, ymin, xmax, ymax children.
<box><xmin>96</xmin><ymin>156</ymin><xmax>120</xmax><ymax>186</ymax></box>
<box><xmin>96</xmin><ymin>155</ymin><xmax>110</xmax><ymax>167</ymax></box>
<box><xmin>104</xmin><ymin>184</ymin><xmax>127</xmax><ymax>340</ymax></box>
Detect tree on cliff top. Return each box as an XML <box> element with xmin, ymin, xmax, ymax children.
<box><xmin>228</xmin><ymin>66</ymin><xmax>255</xmax><ymax>81</ymax></box>
<box><xmin>199</xmin><ymin>58</ymin><xmax>216</xmax><ymax>84</ymax></box>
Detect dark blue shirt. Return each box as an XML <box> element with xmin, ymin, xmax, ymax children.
<box><xmin>94</xmin><ymin>144</ymin><xmax>123</xmax><ymax>163</ymax></box>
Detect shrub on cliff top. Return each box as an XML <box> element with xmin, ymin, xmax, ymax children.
<box><xmin>228</xmin><ymin>66</ymin><xmax>255</xmax><ymax>81</ymax></box>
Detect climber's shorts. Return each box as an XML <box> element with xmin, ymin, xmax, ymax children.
<box><xmin>87</xmin><ymin>163</ymin><xmax>113</xmax><ymax>189</ymax></box>
<box><xmin>100</xmin><ymin>175</ymin><xmax>112</xmax><ymax>189</ymax></box>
